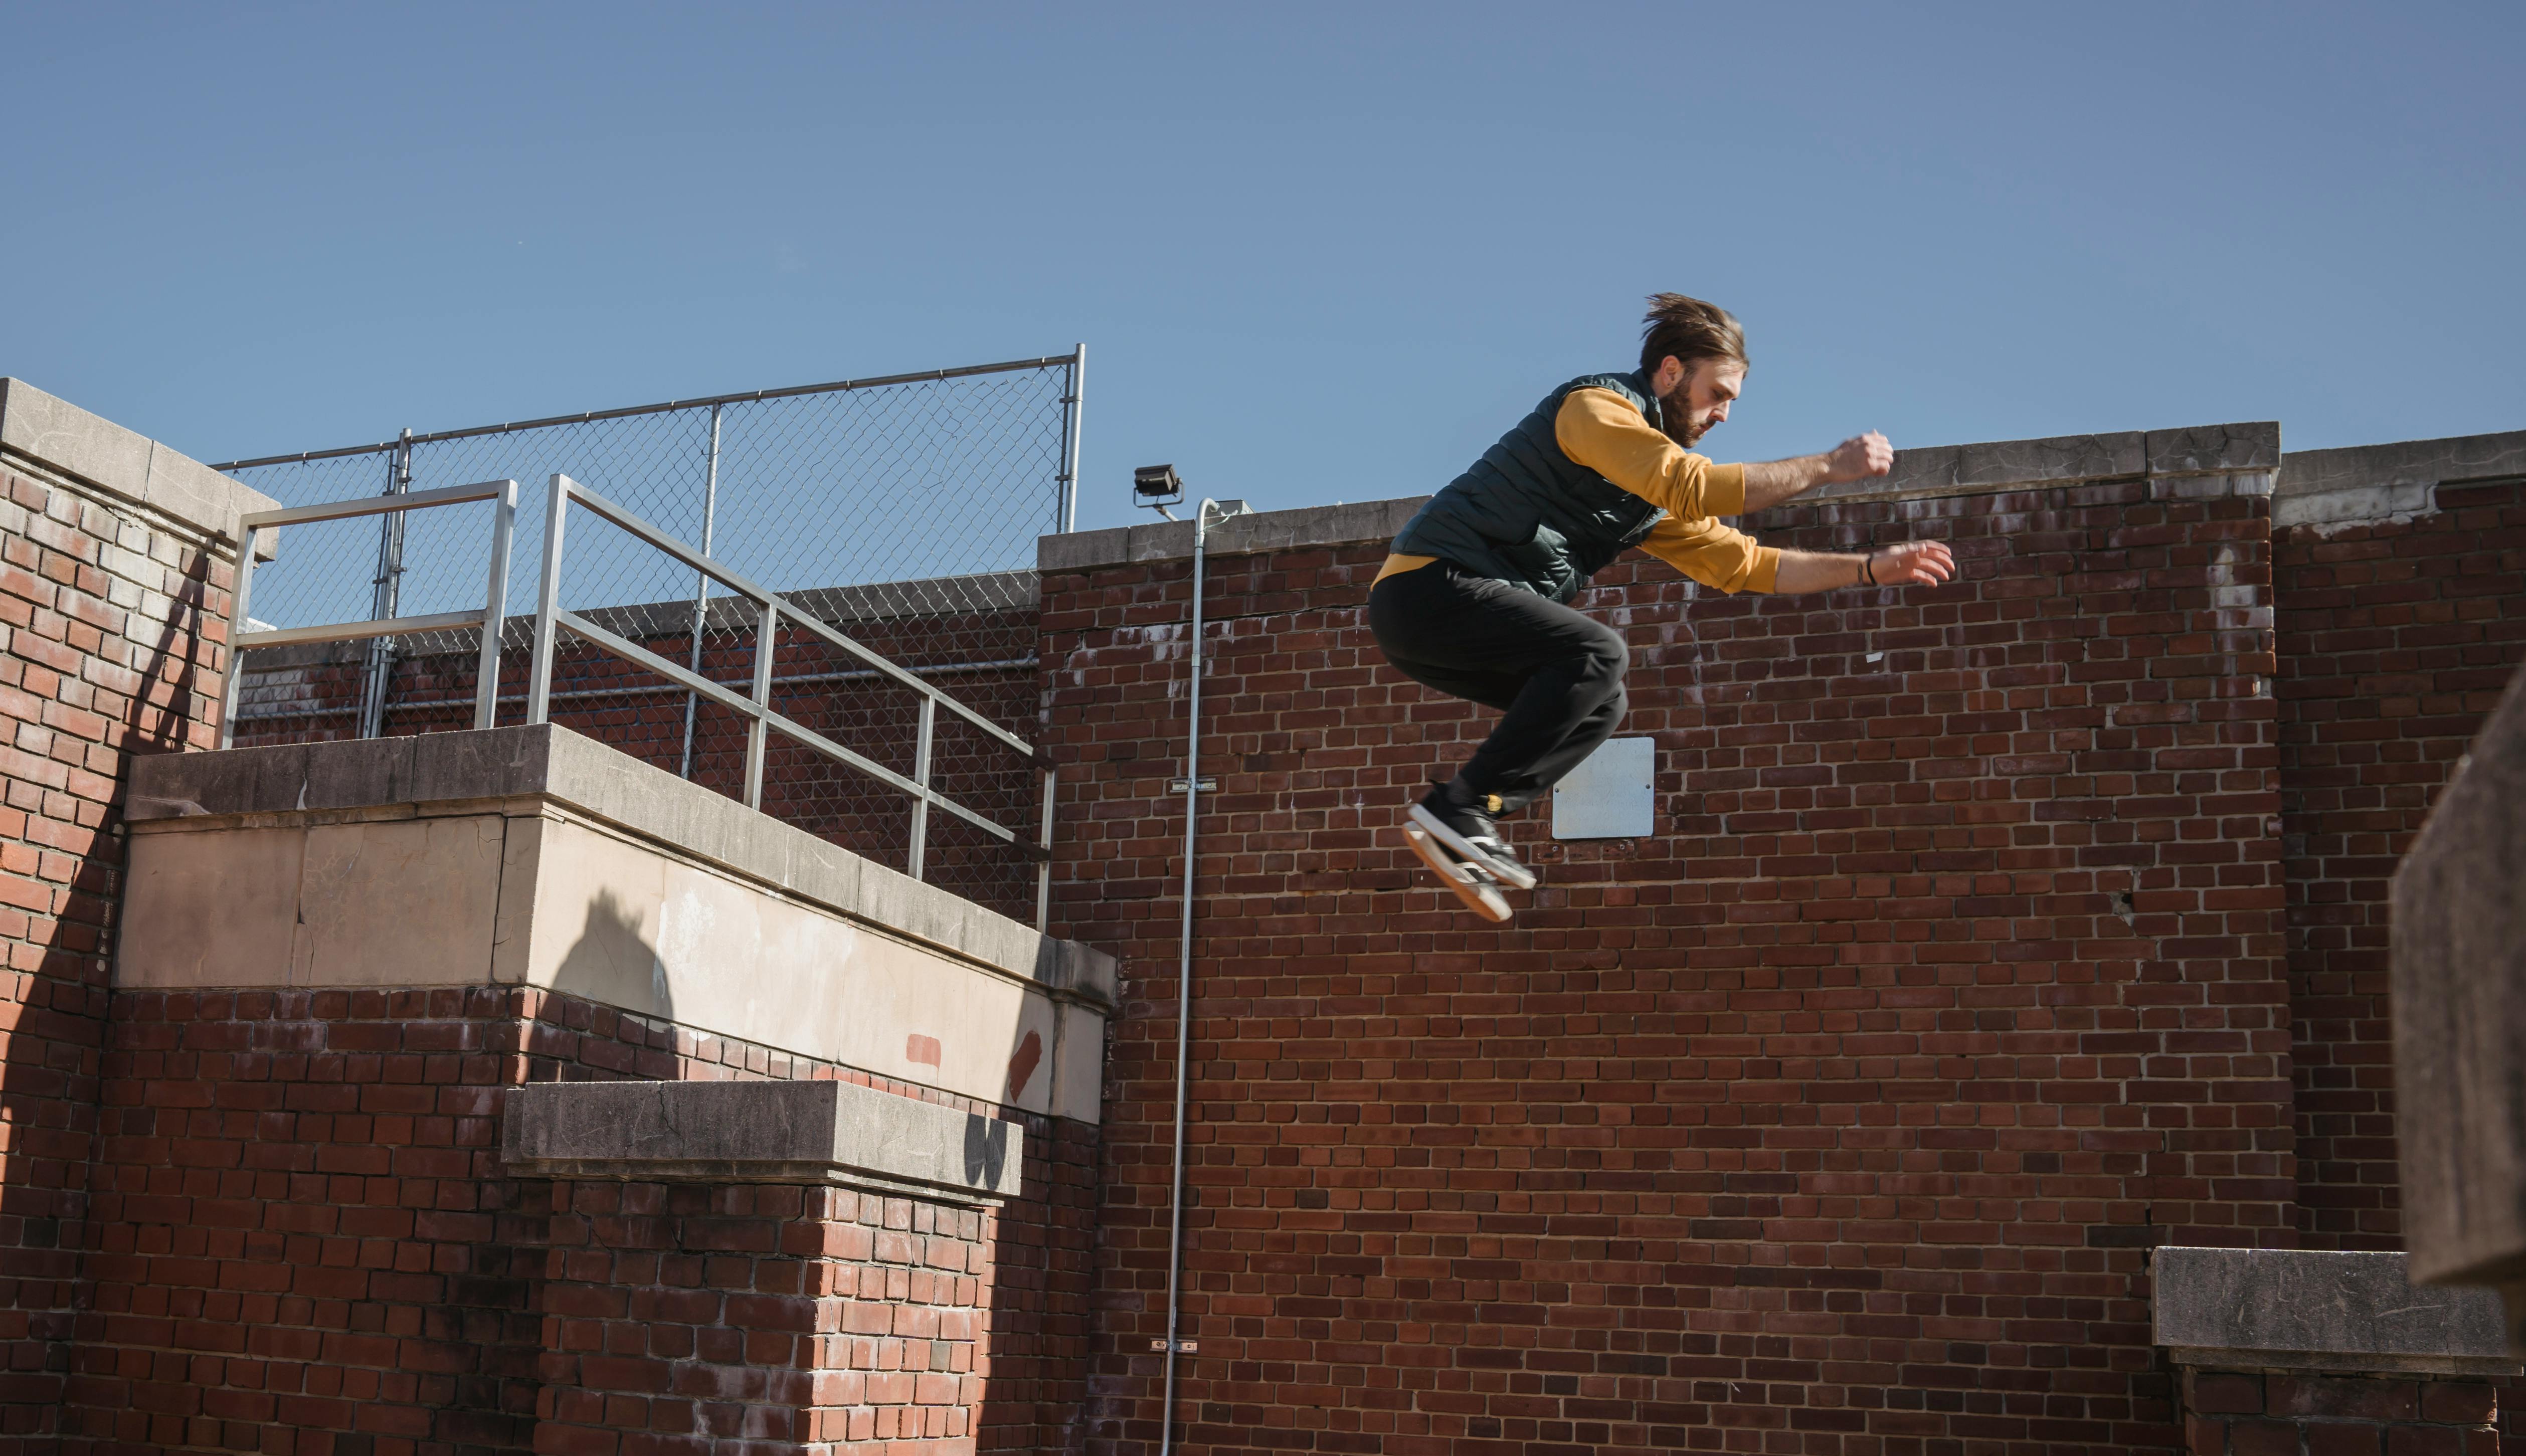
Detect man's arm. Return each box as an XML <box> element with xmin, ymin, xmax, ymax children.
<box><xmin>1556</xmin><ymin>389</ymin><xmax>1747</xmax><ymax>518</ymax></box>
<box><xmin>1741</xmin><ymin>431</ymin><xmax>1896</xmax><ymax>510</ymax></box>
<box><xmin>1770</xmin><ymin>540</ymin><xmax>1955</xmax><ymax>592</ymax></box>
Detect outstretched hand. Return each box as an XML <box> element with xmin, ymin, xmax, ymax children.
<box><xmin>1825</xmin><ymin>431</ymin><xmax>1894</xmax><ymax>483</ymax></box>
<box><xmin>1868</xmin><ymin>540</ymin><xmax>1955</xmax><ymax>586</ymax></box>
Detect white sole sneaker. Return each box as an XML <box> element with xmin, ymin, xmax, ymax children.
<box><xmin>1401</xmin><ymin>822</ymin><xmax>1513</xmax><ymax>923</ymax></box>
<box><xmin>1406</xmin><ymin>803</ymin><xmax>1538</xmax><ymax>890</ymax></box>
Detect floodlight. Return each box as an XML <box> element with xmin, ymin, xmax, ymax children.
<box><xmin>1135</xmin><ymin>463</ymin><xmax>1185</xmax><ymax>519</ymax></box>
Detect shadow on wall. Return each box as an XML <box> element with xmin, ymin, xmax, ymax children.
<box><xmin>544</xmin><ymin>888</ymin><xmax>677</xmax><ymax>1030</ymax></box>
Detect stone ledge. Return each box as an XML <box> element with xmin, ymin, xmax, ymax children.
<box><xmin>2394</xmin><ymin>659</ymin><xmax>2526</xmax><ymax>1340</ymax></box>
<box><xmin>1039</xmin><ymin>497</ymin><xmax>1424</xmax><ymax>575</ymax></box>
<box><xmin>2152</xmin><ymin>1247</ymin><xmax>2518</xmax><ymax>1377</ymax></box>
<box><xmin>124</xmin><ymin>722</ymin><xmax>1116</xmax><ymax>1010</ymax></box>
<box><xmin>0</xmin><ymin>378</ymin><xmax>280</xmax><ymax>550</ymax></box>
<box><xmin>501</xmin><ymin>1079</ymin><xmax>1022</xmax><ymax>1204</ymax></box>
<box><xmin>2276</xmin><ymin>429</ymin><xmax>2526</xmax><ymax>529</ymax></box>
<box><xmin>1036</xmin><ymin>421</ymin><xmax>2281</xmax><ymax>571</ymax></box>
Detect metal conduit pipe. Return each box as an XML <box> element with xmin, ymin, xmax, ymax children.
<box><xmin>1158</xmin><ymin>497</ymin><xmax>1245</xmax><ymax>1456</ymax></box>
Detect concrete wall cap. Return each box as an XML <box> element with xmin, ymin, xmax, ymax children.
<box><xmin>1038</xmin><ymin>497</ymin><xmax>1425</xmax><ymax>575</ymax></box>
<box><xmin>2150</xmin><ymin>1246</ymin><xmax>2517</xmax><ymax>1375</ymax></box>
<box><xmin>2393</xmin><ymin>659</ymin><xmax>2526</xmax><ymax>1316</ymax></box>
<box><xmin>1036</xmin><ymin>421</ymin><xmax>2282</xmax><ymax>571</ymax></box>
<box><xmin>2276</xmin><ymin>428</ymin><xmax>2526</xmax><ymax>529</ymax></box>
<box><xmin>0</xmin><ymin>378</ymin><xmax>278</xmax><ymax>548</ymax></box>
<box><xmin>124</xmin><ymin>723</ymin><xmax>1116</xmax><ymax>1009</ymax></box>
<box><xmin>501</xmin><ymin>1078</ymin><xmax>1023</xmax><ymax>1202</ymax></box>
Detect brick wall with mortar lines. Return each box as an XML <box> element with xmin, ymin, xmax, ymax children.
<box><xmin>1042</xmin><ymin>470</ymin><xmax>2287</xmax><ymax>1456</ymax></box>
<box><xmin>532</xmin><ymin>1181</ymin><xmax>992</xmax><ymax>1456</ymax></box>
<box><xmin>0</xmin><ymin>456</ymin><xmax>242</xmax><ymax>1449</ymax></box>
<box><xmin>2274</xmin><ymin>479</ymin><xmax>2526</xmax><ymax>1253</ymax></box>
<box><xmin>2176</xmin><ymin>1368</ymin><xmax>2499</xmax><ymax>1455</ymax></box>
<box><xmin>66</xmin><ymin>985</ymin><xmax>1099</xmax><ymax>1456</ymax></box>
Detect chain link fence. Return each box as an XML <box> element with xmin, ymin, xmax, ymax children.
<box><xmin>214</xmin><ymin>352</ymin><xmax>1082</xmax><ymax>922</ymax></box>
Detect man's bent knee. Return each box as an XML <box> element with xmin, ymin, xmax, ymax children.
<box><xmin>1578</xmin><ymin>628</ymin><xmax>1629</xmax><ymax>683</ymax></box>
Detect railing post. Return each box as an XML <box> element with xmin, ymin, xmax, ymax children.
<box><xmin>356</xmin><ymin>429</ymin><xmax>414</xmax><ymax>739</ymax></box>
<box><xmin>908</xmin><ymin>696</ymin><xmax>936</xmax><ymax>881</ymax></box>
<box><xmin>680</xmin><ymin>403</ymin><xmax>723</xmax><ymax>779</ymax></box>
<box><xmin>218</xmin><ymin>524</ymin><xmax>262</xmax><ymax>751</ymax></box>
<box><xmin>526</xmin><ymin>475</ymin><xmax>571</xmax><ymax>726</ymax></box>
<box><xmin>472</xmin><ymin>480</ymin><xmax>518</xmax><ymax>731</ymax></box>
<box><xmin>744</xmin><ymin>599</ymin><xmax>777</xmax><ymax>809</ymax></box>
<box><xmin>1058</xmin><ymin>345</ymin><xmax>1086</xmax><ymax>534</ymax></box>
<box><xmin>1036</xmin><ymin>763</ymin><xmax>1057</xmax><ymax>932</ymax></box>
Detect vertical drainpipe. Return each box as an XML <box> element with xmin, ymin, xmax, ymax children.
<box><xmin>1158</xmin><ymin>497</ymin><xmax>1242</xmax><ymax>1456</ymax></box>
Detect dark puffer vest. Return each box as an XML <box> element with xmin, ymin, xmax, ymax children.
<box><xmin>1391</xmin><ymin>370</ymin><xmax>1668</xmax><ymax>603</ymax></box>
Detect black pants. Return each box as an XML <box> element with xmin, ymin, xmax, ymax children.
<box><xmin>1367</xmin><ymin>560</ymin><xmax>1627</xmax><ymax>814</ymax></box>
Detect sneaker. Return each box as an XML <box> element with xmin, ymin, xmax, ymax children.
<box><xmin>1400</xmin><ymin>815</ymin><xmax>1514</xmax><ymax>924</ymax></box>
<box><xmin>1407</xmin><ymin>785</ymin><xmax>1537</xmax><ymax>891</ymax></box>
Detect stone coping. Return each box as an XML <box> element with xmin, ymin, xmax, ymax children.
<box><xmin>2151</xmin><ymin>1247</ymin><xmax>2518</xmax><ymax>1376</ymax></box>
<box><xmin>1039</xmin><ymin>420</ymin><xmax>2280</xmax><ymax>573</ymax></box>
<box><xmin>2393</xmin><ymin>660</ymin><xmax>2526</xmax><ymax>1307</ymax></box>
<box><xmin>501</xmin><ymin>1079</ymin><xmax>1022</xmax><ymax>1204</ymax></box>
<box><xmin>2275</xmin><ymin>428</ymin><xmax>2526</xmax><ymax>529</ymax></box>
<box><xmin>0</xmin><ymin>378</ymin><xmax>278</xmax><ymax>549</ymax></box>
<box><xmin>125</xmin><ymin>723</ymin><xmax>1116</xmax><ymax>1010</ymax></box>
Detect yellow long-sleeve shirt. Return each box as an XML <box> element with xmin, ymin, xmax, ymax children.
<box><xmin>1376</xmin><ymin>386</ymin><xmax>1780</xmax><ymax>593</ymax></box>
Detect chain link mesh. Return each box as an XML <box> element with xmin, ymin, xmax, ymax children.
<box><xmin>217</xmin><ymin>358</ymin><xmax>1075</xmax><ymax>923</ymax></box>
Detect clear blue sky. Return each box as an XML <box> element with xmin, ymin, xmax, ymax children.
<box><xmin>9</xmin><ymin>2</ymin><xmax>2521</xmax><ymax>534</ymax></box>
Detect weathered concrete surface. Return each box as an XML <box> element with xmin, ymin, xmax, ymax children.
<box><xmin>1039</xmin><ymin>496</ymin><xmax>1423</xmax><ymax>573</ymax></box>
<box><xmin>502</xmin><ymin>1078</ymin><xmax>1022</xmax><ymax>1202</ymax></box>
<box><xmin>120</xmin><ymin>724</ymin><xmax>1113</xmax><ymax>1123</ymax></box>
<box><xmin>1040</xmin><ymin>421</ymin><xmax>2283</xmax><ymax>571</ymax></box>
<box><xmin>2394</xmin><ymin>660</ymin><xmax>2526</xmax><ymax>1348</ymax></box>
<box><xmin>0</xmin><ymin>377</ymin><xmax>277</xmax><ymax>551</ymax></box>
<box><xmin>2278</xmin><ymin>428</ymin><xmax>2526</xmax><ymax>528</ymax></box>
<box><xmin>2152</xmin><ymin>1247</ymin><xmax>2517</xmax><ymax>1376</ymax></box>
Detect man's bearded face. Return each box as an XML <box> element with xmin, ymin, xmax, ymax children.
<box><xmin>1657</xmin><ymin>360</ymin><xmax>1744</xmax><ymax>448</ymax></box>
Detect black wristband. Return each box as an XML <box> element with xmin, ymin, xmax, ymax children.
<box><xmin>1860</xmin><ymin>551</ymin><xmax>1876</xmax><ymax>587</ymax></box>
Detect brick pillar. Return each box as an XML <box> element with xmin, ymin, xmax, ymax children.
<box><xmin>528</xmin><ymin>1182</ymin><xmax>993</xmax><ymax>1456</ymax></box>
<box><xmin>2272</xmin><ymin>436</ymin><xmax>2526</xmax><ymax>1252</ymax></box>
<box><xmin>0</xmin><ymin>380</ymin><xmax>269</xmax><ymax>1448</ymax></box>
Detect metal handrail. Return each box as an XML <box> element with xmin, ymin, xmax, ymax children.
<box><xmin>220</xmin><ymin>479</ymin><xmax>517</xmax><ymax>749</ymax></box>
<box><xmin>526</xmin><ymin>475</ymin><xmax>1055</xmax><ymax>919</ymax></box>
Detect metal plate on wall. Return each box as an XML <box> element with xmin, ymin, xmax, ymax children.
<box><xmin>1552</xmin><ymin>736</ymin><xmax>1654</xmax><ymax>839</ymax></box>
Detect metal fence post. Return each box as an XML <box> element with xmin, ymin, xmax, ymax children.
<box><xmin>472</xmin><ymin>480</ymin><xmax>518</xmax><ymax>731</ymax></box>
<box><xmin>1058</xmin><ymin>344</ymin><xmax>1086</xmax><ymax>534</ymax></box>
<box><xmin>355</xmin><ymin>429</ymin><xmax>413</xmax><ymax>738</ymax></box>
<box><xmin>744</xmin><ymin>600</ymin><xmax>777</xmax><ymax>809</ymax></box>
<box><xmin>908</xmin><ymin>696</ymin><xmax>936</xmax><ymax>881</ymax></box>
<box><xmin>218</xmin><ymin>524</ymin><xmax>263</xmax><ymax>751</ymax></box>
<box><xmin>1036</xmin><ymin>763</ymin><xmax>1057</xmax><ymax>932</ymax></box>
<box><xmin>679</xmin><ymin>404</ymin><xmax>723</xmax><ymax>778</ymax></box>
<box><xmin>526</xmin><ymin>475</ymin><xmax>571</xmax><ymax>725</ymax></box>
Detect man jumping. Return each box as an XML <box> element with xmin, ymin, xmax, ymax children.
<box><xmin>1370</xmin><ymin>292</ymin><xmax>1956</xmax><ymax>921</ymax></box>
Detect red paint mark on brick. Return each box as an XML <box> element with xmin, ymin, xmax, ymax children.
<box><xmin>906</xmin><ymin>1034</ymin><xmax>942</xmax><ymax>1068</ymax></box>
<box><xmin>1005</xmin><ymin>1030</ymin><xmax>1042</xmax><ymax>1101</ymax></box>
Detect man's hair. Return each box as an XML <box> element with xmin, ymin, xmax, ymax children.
<box><xmin>1639</xmin><ymin>292</ymin><xmax>1748</xmax><ymax>376</ymax></box>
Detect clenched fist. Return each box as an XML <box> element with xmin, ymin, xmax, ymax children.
<box><xmin>1825</xmin><ymin>431</ymin><xmax>1895</xmax><ymax>483</ymax></box>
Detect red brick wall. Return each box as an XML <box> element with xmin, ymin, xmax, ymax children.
<box><xmin>1043</xmin><ymin>470</ymin><xmax>2288</xmax><ymax>1455</ymax></box>
<box><xmin>68</xmin><ymin>986</ymin><xmax>1099</xmax><ymax>1456</ymax></box>
<box><xmin>0</xmin><ymin>457</ymin><xmax>241</xmax><ymax>1447</ymax></box>
<box><xmin>533</xmin><ymin>1181</ymin><xmax>988</xmax><ymax>1456</ymax></box>
<box><xmin>2177</xmin><ymin>1368</ymin><xmax>2499</xmax><ymax>1455</ymax></box>
<box><xmin>2275</xmin><ymin>480</ymin><xmax>2526</xmax><ymax>1252</ymax></box>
